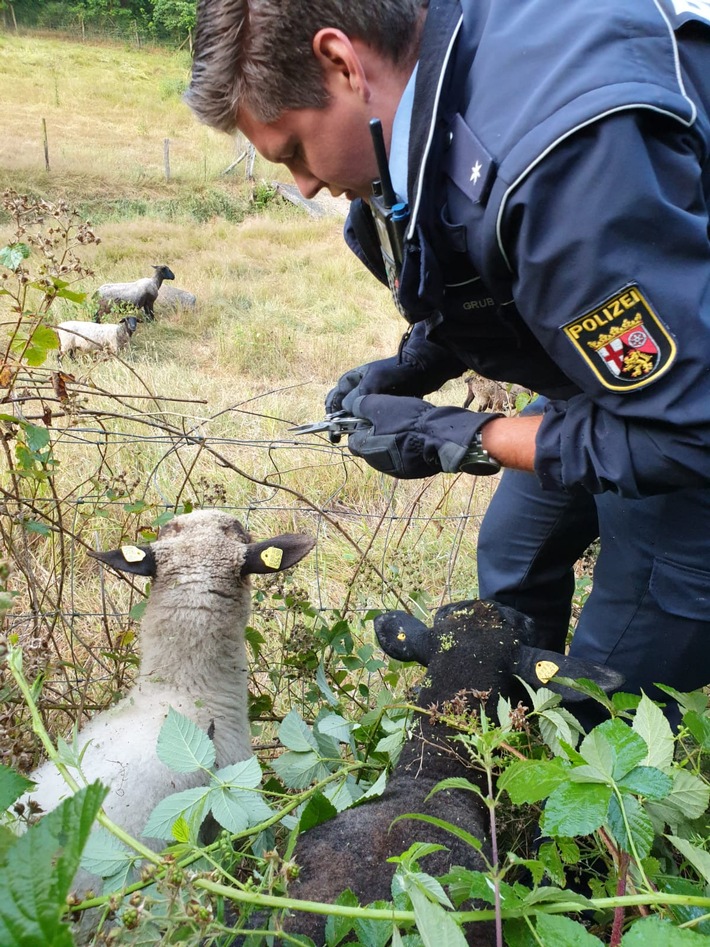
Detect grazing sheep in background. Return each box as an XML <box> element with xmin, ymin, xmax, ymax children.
<box><xmin>56</xmin><ymin>316</ymin><xmax>138</xmax><ymax>360</ymax></box>
<box><xmin>273</xmin><ymin>599</ymin><xmax>624</xmax><ymax>947</ymax></box>
<box><xmin>21</xmin><ymin>510</ymin><xmax>315</xmax><ymax>853</ymax></box>
<box><xmin>95</xmin><ymin>264</ymin><xmax>176</xmax><ymax>321</ymax></box>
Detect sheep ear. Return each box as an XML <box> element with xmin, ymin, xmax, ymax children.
<box><xmin>89</xmin><ymin>545</ymin><xmax>157</xmax><ymax>577</ymax></box>
<box><xmin>241</xmin><ymin>534</ymin><xmax>315</xmax><ymax>575</ymax></box>
<box><xmin>517</xmin><ymin>645</ymin><xmax>625</xmax><ymax>702</ymax></box>
<box><xmin>374</xmin><ymin>611</ymin><xmax>436</xmax><ymax>666</ymax></box>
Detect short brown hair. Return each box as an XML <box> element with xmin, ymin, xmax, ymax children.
<box><xmin>186</xmin><ymin>0</ymin><xmax>425</xmax><ymax>132</ymax></box>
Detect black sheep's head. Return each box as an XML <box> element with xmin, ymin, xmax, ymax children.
<box><xmin>153</xmin><ymin>264</ymin><xmax>176</xmax><ymax>281</ymax></box>
<box><xmin>375</xmin><ymin>599</ymin><xmax>624</xmax><ymax>707</ymax></box>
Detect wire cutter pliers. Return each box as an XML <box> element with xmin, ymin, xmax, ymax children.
<box><xmin>289</xmin><ymin>410</ymin><xmax>371</xmax><ymax>444</ymax></box>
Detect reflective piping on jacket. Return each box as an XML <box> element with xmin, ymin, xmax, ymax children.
<box><xmin>495</xmin><ymin>103</ymin><xmax>696</xmax><ymax>274</ymax></box>
<box><xmin>653</xmin><ymin>0</ymin><xmax>698</xmax><ymax>115</ymax></box>
<box><xmin>406</xmin><ymin>13</ymin><xmax>464</xmax><ymax>242</ymax></box>
<box><xmin>495</xmin><ymin>3</ymin><xmax>698</xmax><ymax>274</ymax></box>
<box><xmin>447</xmin><ymin>276</ymin><xmax>481</xmax><ymax>288</ymax></box>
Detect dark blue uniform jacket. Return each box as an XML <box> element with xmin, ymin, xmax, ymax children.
<box><xmin>345</xmin><ymin>0</ymin><xmax>710</xmax><ymax>499</ymax></box>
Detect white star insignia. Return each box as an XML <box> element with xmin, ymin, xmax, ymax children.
<box><xmin>470</xmin><ymin>161</ymin><xmax>483</xmax><ymax>185</ymax></box>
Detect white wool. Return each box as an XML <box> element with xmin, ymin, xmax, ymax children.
<box><xmin>56</xmin><ymin>320</ymin><xmax>133</xmax><ymax>357</ymax></box>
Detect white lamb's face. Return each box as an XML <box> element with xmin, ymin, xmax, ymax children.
<box><xmin>155</xmin><ymin>511</ymin><xmax>252</xmax><ymax>577</ymax></box>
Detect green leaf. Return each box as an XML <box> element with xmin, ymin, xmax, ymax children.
<box><xmin>213</xmin><ymin>757</ymin><xmax>261</xmax><ymax>790</ymax></box>
<box><xmin>156</xmin><ymin>708</ymin><xmax>216</xmax><ymax>773</ymax></box>
<box><xmin>209</xmin><ymin>757</ymin><xmax>271</xmax><ymax>831</ymax></box>
<box><xmin>23</xmin><ymin>423</ymin><xmax>50</xmax><ymax>453</ymax></box>
<box><xmin>441</xmin><ymin>867</ymin><xmax>524</xmax><ymax>909</ymax></box>
<box><xmin>542</xmin><ymin>781</ymin><xmax>611</xmax><ymax>836</ymax></box>
<box><xmin>606</xmin><ymin>793</ymin><xmax>654</xmax><ymax>859</ymax></box>
<box><xmin>657</xmin><ymin>769</ymin><xmax>710</xmax><ymax>823</ymax></box>
<box><xmin>632</xmin><ymin>694</ymin><xmax>675</xmax><ymax>770</ymax></box>
<box><xmin>316</xmin><ymin>662</ymin><xmax>340</xmax><ymax>708</ymax></box>
<box><xmin>299</xmin><ymin>791</ymin><xmax>337</xmax><ymax>833</ymax></box>
<box><xmin>129</xmin><ymin>599</ymin><xmax>147</xmax><ymax>621</ymax></box>
<box><xmin>617</xmin><ymin>766</ymin><xmax>672</xmax><ymax>800</ymax></box>
<box><xmin>408</xmin><ymin>885</ymin><xmax>467</xmax><ymax>947</ymax></box>
<box><xmin>389</xmin><ymin>813</ymin><xmax>483</xmax><ymax>853</ymax></box>
<box><xmin>535</xmin><ymin>913</ymin><xmax>604</xmax><ymax>945</ymax></box>
<box><xmin>316</xmin><ymin>713</ymin><xmax>352</xmax><ymax>743</ymax></box>
<box><xmin>324</xmin><ymin>889</ymin><xmax>358</xmax><ymax>946</ymax></box>
<box><xmin>324</xmin><ymin>774</ymin><xmax>363</xmax><ymax>813</ymax></box>
<box><xmin>498</xmin><ymin>758</ymin><xmax>569</xmax><ymax>804</ymax></box>
<box><xmin>279</xmin><ymin>709</ymin><xmax>319</xmax><ymax>752</ymax></box>
<box><xmin>208</xmin><ymin>788</ymin><xmax>249</xmax><ymax>834</ymax></box>
<box><xmin>271</xmin><ymin>749</ymin><xmax>330</xmax><ymax>789</ymax></box>
<box><xmin>23</xmin><ymin>520</ymin><xmax>51</xmax><ymax>537</ymax></box>
<box><xmin>581</xmin><ymin>720</ymin><xmax>647</xmax><ymax>781</ymax></box>
<box><xmin>0</xmin><ymin>781</ymin><xmax>107</xmax><ymax>947</ymax></box>
<box><xmin>684</xmin><ymin>710</ymin><xmax>710</xmax><ymax>751</ymax></box>
<box><xmin>538</xmin><ymin>707</ymin><xmax>583</xmax><ymax>755</ymax></box>
<box><xmin>11</xmin><ymin>326</ymin><xmax>60</xmax><ymax>367</ymax></box>
<box><xmin>656</xmin><ymin>684</ymin><xmax>709</xmax><ymax>717</ymax></box>
<box><xmin>553</xmin><ymin>675</ymin><xmax>615</xmax><ymax>710</ymax></box>
<box><xmin>426</xmin><ymin>776</ymin><xmax>484</xmax><ymax>798</ymax></box>
<box><xmin>353</xmin><ymin>901</ymin><xmax>396</xmax><ymax>947</ymax></box>
<box><xmin>31</xmin><ymin>325</ymin><xmax>59</xmax><ymax>351</ymax></box>
<box><xmin>406</xmin><ymin>870</ymin><xmax>453</xmax><ymax>908</ymax></box>
<box><xmin>0</xmin><ymin>243</ymin><xmax>30</xmax><ymax>270</ymax></box>
<box><xmin>53</xmin><ymin>286</ymin><xmax>86</xmax><ymax>303</ymax></box>
<box><xmin>667</xmin><ymin>835</ymin><xmax>710</xmax><ymax>885</ymax></box>
<box><xmin>0</xmin><ymin>764</ymin><xmax>34</xmax><ymax>810</ymax></box>
<box><xmin>80</xmin><ymin>826</ymin><xmax>135</xmax><ymax>879</ymax></box>
<box><xmin>172</xmin><ymin>816</ymin><xmax>190</xmax><ymax>842</ymax></box>
<box><xmin>142</xmin><ymin>785</ymin><xmax>212</xmax><ymax>840</ymax></box>
<box><xmin>620</xmin><ymin>915</ymin><xmax>710</xmax><ymax>945</ymax></box>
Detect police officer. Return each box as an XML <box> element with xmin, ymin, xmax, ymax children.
<box><xmin>187</xmin><ymin>0</ymin><xmax>710</xmax><ymax>726</ymax></box>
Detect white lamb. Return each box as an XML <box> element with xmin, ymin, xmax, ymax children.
<box><xmin>22</xmin><ymin>510</ymin><xmax>315</xmax><ymax>848</ymax></box>
<box><xmin>55</xmin><ymin>316</ymin><xmax>138</xmax><ymax>359</ymax></box>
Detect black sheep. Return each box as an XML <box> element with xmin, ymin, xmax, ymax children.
<box><xmin>266</xmin><ymin>599</ymin><xmax>624</xmax><ymax>946</ymax></box>
<box><xmin>95</xmin><ymin>264</ymin><xmax>176</xmax><ymax>321</ymax></box>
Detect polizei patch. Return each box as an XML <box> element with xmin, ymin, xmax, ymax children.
<box><xmin>562</xmin><ymin>285</ymin><xmax>676</xmax><ymax>391</ymax></box>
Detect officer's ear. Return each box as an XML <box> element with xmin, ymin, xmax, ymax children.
<box><xmin>517</xmin><ymin>646</ymin><xmax>625</xmax><ymax>702</ymax></box>
<box><xmin>312</xmin><ymin>28</ymin><xmax>371</xmax><ymax>100</ymax></box>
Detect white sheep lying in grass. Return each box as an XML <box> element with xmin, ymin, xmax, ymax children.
<box><xmin>56</xmin><ymin>316</ymin><xmax>138</xmax><ymax>359</ymax></box>
<box><xmin>22</xmin><ymin>510</ymin><xmax>315</xmax><ymax>850</ymax></box>
<box><xmin>96</xmin><ymin>264</ymin><xmax>176</xmax><ymax>321</ymax></box>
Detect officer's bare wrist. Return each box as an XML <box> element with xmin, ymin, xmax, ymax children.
<box><xmin>480</xmin><ymin>415</ymin><xmax>541</xmax><ymax>473</ymax></box>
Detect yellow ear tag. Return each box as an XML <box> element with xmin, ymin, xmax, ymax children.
<box><xmin>536</xmin><ymin>660</ymin><xmax>560</xmax><ymax>684</ymax></box>
<box><xmin>260</xmin><ymin>546</ymin><xmax>283</xmax><ymax>569</ymax></box>
<box><xmin>121</xmin><ymin>545</ymin><xmax>146</xmax><ymax>563</ymax></box>
<box><xmin>397</xmin><ymin>632</ymin><xmax>407</xmax><ymax>641</ymax></box>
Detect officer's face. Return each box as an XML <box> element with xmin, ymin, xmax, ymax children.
<box><xmin>237</xmin><ymin>96</ymin><xmax>380</xmax><ymax>202</ymax></box>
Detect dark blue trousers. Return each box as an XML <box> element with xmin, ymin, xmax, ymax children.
<box><xmin>477</xmin><ymin>438</ymin><xmax>710</xmax><ymax>729</ymax></box>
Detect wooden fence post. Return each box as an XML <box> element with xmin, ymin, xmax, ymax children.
<box><xmin>42</xmin><ymin>119</ymin><xmax>50</xmax><ymax>172</ymax></box>
<box><xmin>164</xmin><ymin>138</ymin><xmax>171</xmax><ymax>182</ymax></box>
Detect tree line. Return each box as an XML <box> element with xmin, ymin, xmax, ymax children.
<box><xmin>2</xmin><ymin>0</ymin><xmax>196</xmax><ymax>44</ymax></box>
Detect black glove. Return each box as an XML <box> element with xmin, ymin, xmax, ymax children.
<box><xmin>325</xmin><ymin>325</ymin><xmax>466</xmax><ymax>414</ymax></box>
<box><xmin>347</xmin><ymin>394</ymin><xmax>501</xmax><ymax>479</ymax></box>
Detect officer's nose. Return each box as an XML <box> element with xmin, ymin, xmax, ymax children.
<box><xmin>292</xmin><ymin>171</ymin><xmax>326</xmax><ymax>200</ymax></box>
